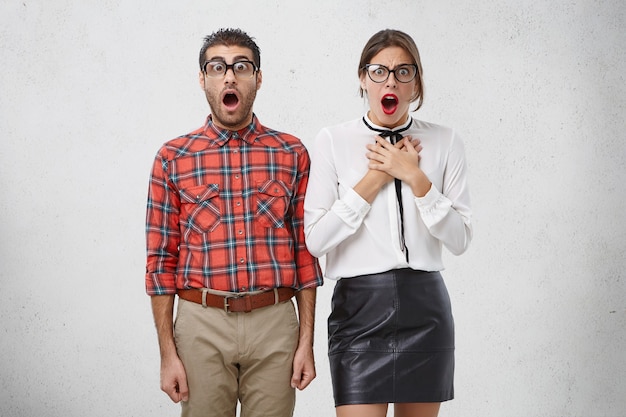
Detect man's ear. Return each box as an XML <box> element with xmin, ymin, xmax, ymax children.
<box><xmin>256</xmin><ymin>69</ymin><xmax>263</xmax><ymax>91</ymax></box>
<box><xmin>198</xmin><ymin>71</ymin><xmax>205</xmax><ymax>89</ymax></box>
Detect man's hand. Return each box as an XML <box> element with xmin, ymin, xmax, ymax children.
<box><xmin>291</xmin><ymin>345</ymin><xmax>316</xmax><ymax>390</ymax></box>
<box><xmin>292</xmin><ymin>288</ymin><xmax>317</xmax><ymax>390</ymax></box>
<box><xmin>151</xmin><ymin>295</ymin><xmax>189</xmax><ymax>403</ymax></box>
<box><xmin>161</xmin><ymin>354</ymin><xmax>189</xmax><ymax>403</ymax></box>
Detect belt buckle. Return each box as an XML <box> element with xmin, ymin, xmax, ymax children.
<box><xmin>224</xmin><ymin>293</ymin><xmax>254</xmax><ymax>313</ymax></box>
<box><xmin>223</xmin><ymin>294</ymin><xmax>235</xmax><ymax>313</ymax></box>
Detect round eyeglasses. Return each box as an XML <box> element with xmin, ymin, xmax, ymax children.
<box><xmin>364</xmin><ymin>64</ymin><xmax>418</xmax><ymax>83</ymax></box>
<box><xmin>203</xmin><ymin>60</ymin><xmax>258</xmax><ymax>78</ymax></box>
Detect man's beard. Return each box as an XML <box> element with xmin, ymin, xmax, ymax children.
<box><xmin>205</xmin><ymin>88</ymin><xmax>257</xmax><ymax>131</ymax></box>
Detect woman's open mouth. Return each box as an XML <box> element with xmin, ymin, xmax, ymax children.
<box><xmin>381</xmin><ymin>94</ymin><xmax>398</xmax><ymax>115</ymax></box>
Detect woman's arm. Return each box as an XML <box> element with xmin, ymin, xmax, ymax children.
<box><xmin>304</xmin><ymin>129</ymin><xmax>391</xmax><ymax>257</ymax></box>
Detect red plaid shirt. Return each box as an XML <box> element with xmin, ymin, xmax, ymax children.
<box><xmin>145</xmin><ymin>115</ymin><xmax>323</xmax><ymax>295</ymax></box>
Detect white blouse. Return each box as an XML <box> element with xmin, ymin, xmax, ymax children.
<box><xmin>304</xmin><ymin>114</ymin><xmax>472</xmax><ymax>280</ymax></box>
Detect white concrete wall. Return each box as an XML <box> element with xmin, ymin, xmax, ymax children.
<box><xmin>1</xmin><ymin>1</ymin><xmax>624</xmax><ymax>416</ymax></box>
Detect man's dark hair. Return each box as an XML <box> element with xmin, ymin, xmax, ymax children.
<box><xmin>199</xmin><ymin>28</ymin><xmax>261</xmax><ymax>70</ymax></box>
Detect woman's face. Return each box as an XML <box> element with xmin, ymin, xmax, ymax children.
<box><xmin>360</xmin><ymin>46</ymin><xmax>419</xmax><ymax>128</ymax></box>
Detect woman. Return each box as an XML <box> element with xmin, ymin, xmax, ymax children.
<box><xmin>304</xmin><ymin>29</ymin><xmax>472</xmax><ymax>417</ymax></box>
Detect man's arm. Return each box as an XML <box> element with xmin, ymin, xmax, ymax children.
<box><xmin>290</xmin><ymin>287</ymin><xmax>317</xmax><ymax>390</ymax></box>
<box><xmin>151</xmin><ymin>295</ymin><xmax>189</xmax><ymax>403</ymax></box>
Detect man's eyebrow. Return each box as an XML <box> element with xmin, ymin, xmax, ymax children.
<box><xmin>206</xmin><ymin>55</ymin><xmax>252</xmax><ymax>62</ymax></box>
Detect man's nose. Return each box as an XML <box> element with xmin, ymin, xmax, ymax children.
<box><xmin>224</xmin><ymin>67</ymin><xmax>237</xmax><ymax>82</ymax></box>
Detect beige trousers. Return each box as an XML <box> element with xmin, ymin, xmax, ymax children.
<box><xmin>175</xmin><ymin>298</ymin><xmax>299</xmax><ymax>417</ymax></box>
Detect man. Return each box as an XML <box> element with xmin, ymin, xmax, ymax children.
<box><xmin>145</xmin><ymin>28</ymin><xmax>323</xmax><ymax>417</ymax></box>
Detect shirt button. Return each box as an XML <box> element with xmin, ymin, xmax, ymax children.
<box><xmin>235</xmin><ymin>174</ymin><xmax>240</xmax><ymax>179</ymax></box>
<box><xmin>236</xmin><ymin>201</ymin><xmax>241</xmax><ymax>206</ymax></box>
<box><xmin>239</xmin><ymin>258</ymin><xmax>245</xmax><ymax>264</ymax></box>
<box><xmin>238</xmin><ymin>230</ymin><xmax>243</xmax><ymax>235</ymax></box>
<box><xmin>241</xmin><ymin>286</ymin><xmax>247</xmax><ymax>291</ymax></box>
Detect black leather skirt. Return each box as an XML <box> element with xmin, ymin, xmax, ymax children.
<box><xmin>328</xmin><ymin>268</ymin><xmax>454</xmax><ymax>406</ymax></box>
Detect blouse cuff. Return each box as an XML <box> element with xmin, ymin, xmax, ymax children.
<box><xmin>415</xmin><ymin>184</ymin><xmax>440</xmax><ymax>208</ymax></box>
<box><xmin>415</xmin><ymin>185</ymin><xmax>452</xmax><ymax>223</ymax></box>
<box><xmin>344</xmin><ymin>187</ymin><xmax>371</xmax><ymax>218</ymax></box>
<box><xmin>329</xmin><ymin>187</ymin><xmax>371</xmax><ymax>228</ymax></box>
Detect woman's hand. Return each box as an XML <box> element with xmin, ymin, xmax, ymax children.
<box><xmin>366</xmin><ymin>135</ymin><xmax>431</xmax><ymax>197</ymax></box>
<box><xmin>366</xmin><ymin>136</ymin><xmax>419</xmax><ymax>180</ymax></box>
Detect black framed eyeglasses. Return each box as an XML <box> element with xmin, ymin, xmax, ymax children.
<box><xmin>202</xmin><ymin>60</ymin><xmax>258</xmax><ymax>78</ymax></box>
<box><xmin>364</xmin><ymin>64</ymin><xmax>418</xmax><ymax>83</ymax></box>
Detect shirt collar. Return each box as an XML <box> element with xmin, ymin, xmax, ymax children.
<box><xmin>363</xmin><ymin>113</ymin><xmax>412</xmax><ymax>132</ymax></box>
<box><xmin>203</xmin><ymin>114</ymin><xmax>260</xmax><ymax>146</ymax></box>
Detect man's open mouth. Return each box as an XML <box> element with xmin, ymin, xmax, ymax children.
<box><xmin>223</xmin><ymin>92</ymin><xmax>240</xmax><ymax>110</ymax></box>
<box><xmin>382</xmin><ymin>94</ymin><xmax>398</xmax><ymax>115</ymax></box>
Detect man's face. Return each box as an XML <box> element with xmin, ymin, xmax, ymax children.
<box><xmin>198</xmin><ymin>45</ymin><xmax>262</xmax><ymax>131</ymax></box>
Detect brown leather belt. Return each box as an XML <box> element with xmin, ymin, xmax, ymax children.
<box><xmin>177</xmin><ymin>288</ymin><xmax>295</xmax><ymax>313</ymax></box>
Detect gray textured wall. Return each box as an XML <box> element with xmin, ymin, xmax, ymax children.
<box><xmin>1</xmin><ymin>1</ymin><xmax>624</xmax><ymax>416</ymax></box>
